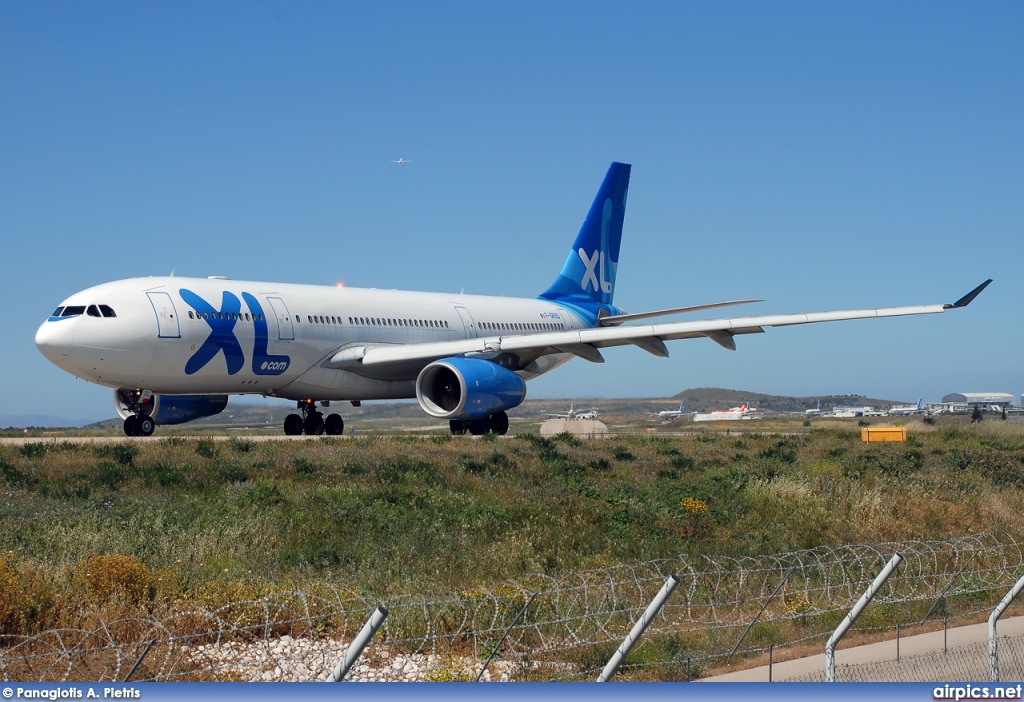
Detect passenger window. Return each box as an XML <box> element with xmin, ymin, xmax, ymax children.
<box><xmin>188</xmin><ymin>311</ymin><xmax>194</xmax><ymax>319</ymax></box>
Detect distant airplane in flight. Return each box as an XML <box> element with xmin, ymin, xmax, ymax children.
<box><xmin>391</xmin><ymin>158</ymin><xmax>411</xmax><ymax>164</ymax></box>
<box><xmin>35</xmin><ymin>162</ymin><xmax>990</xmax><ymax>437</ymax></box>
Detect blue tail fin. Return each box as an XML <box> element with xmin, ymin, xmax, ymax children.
<box><xmin>539</xmin><ymin>162</ymin><xmax>631</xmax><ymax>309</ymax></box>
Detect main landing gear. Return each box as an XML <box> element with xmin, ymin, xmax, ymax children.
<box><xmin>449</xmin><ymin>411</ymin><xmax>509</xmax><ymax>436</ymax></box>
<box><xmin>284</xmin><ymin>400</ymin><xmax>345</xmax><ymax>436</ymax></box>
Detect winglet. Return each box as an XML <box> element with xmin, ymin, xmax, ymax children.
<box><xmin>944</xmin><ymin>279</ymin><xmax>992</xmax><ymax>309</ymax></box>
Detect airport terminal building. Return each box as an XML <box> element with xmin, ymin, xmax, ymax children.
<box><xmin>941</xmin><ymin>392</ymin><xmax>1017</xmax><ymax>409</ymax></box>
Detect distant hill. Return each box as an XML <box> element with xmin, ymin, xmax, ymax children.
<box><xmin>0</xmin><ymin>414</ymin><xmax>96</xmax><ymax>429</ymax></box>
<box><xmin>670</xmin><ymin>387</ymin><xmax>905</xmax><ymax>413</ymax></box>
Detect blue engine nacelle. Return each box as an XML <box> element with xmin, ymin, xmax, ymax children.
<box><xmin>114</xmin><ymin>390</ymin><xmax>229</xmax><ymax>426</ymax></box>
<box><xmin>416</xmin><ymin>358</ymin><xmax>527</xmax><ymax>420</ymax></box>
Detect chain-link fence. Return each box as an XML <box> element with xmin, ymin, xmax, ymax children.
<box><xmin>3</xmin><ymin>531</ymin><xmax>1024</xmax><ymax>682</ymax></box>
<box><xmin>789</xmin><ymin>636</ymin><xmax>1024</xmax><ymax>682</ymax></box>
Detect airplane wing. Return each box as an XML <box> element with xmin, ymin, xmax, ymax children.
<box><xmin>324</xmin><ymin>280</ymin><xmax>991</xmax><ymax>370</ymax></box>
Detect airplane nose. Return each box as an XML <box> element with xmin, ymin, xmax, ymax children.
<box><xmin>35</xmin><ymin>319</ymin><xmax>74</xmax><ymax>365</ymax></box>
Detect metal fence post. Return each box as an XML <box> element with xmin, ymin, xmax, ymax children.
<box><xmin>596</xmin><ymin>574</ymin><xmax>679</xmax><ymax>682</ymax></box>
<box><xmin>123</xmin><ymin>640</ymin><xmax>156</xmax><ymax>682</ymax></box>
<box><xmin>729</xmin><ymin>568</ymin><xmax>794</xmax><ymax>657</ymax></box>
<box><xmin>327</xmin><ymin>605</ymin><xmax>388</xmax><ymax>682</ymax></box>
<box><xmin>768</xmin><ymin>644</ymin><xmax>773</xmax><ymax>682</ymax></box>
<box><xmin>476</xmin><ymin>593</ymin><xmax>537</xmax><ymax>682</ymax></box>
<box><xmin>989</xmin><ymin>572</ymin><xmax>1024</xmax><ymax>682</ymax></box>
<box><xmin>825</xmin><ymin>552</ymin><xmax>903</xmax><ymax>682</ymax></box>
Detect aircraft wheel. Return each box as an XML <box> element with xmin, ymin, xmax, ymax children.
<box><xmin>284</xmin><ymin>414</ymin><xmax>303</xmax><ymax>435</ymax></box>
<box><xmin>467</xmin><ymin>416</ymin><xmax>490</xmax><ymax>436</ymax></box>
<box><xmin>489</xmin><ymin>411</ymin><xmax>509</xmax><ymax>436</ymax></box>
<box><xmin>138</xmin><ymin>416</ymin><xmax>155</xmax><ymax>437</ymax></box>
<box><xmin>325</xmin><ymin>413</ymin><xmax>344</xmax><ymax>435</ymax></box>
<box><xmin>449</xmin><ymin>419</ymin><xmax>467</xmax><ymax>435</ymax></box>
<box><xmin>304</xmin><ymin>414</ymin><xmax>325</xmax><ymax>435</ymax></box>
<box><xmin>123</xmin><ymin>415</ymin><xmax>138</xmax><ymax>437</ymax></box>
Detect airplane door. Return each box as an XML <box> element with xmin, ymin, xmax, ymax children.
<box><xmin>146</xmin><ymin>292</ymin><xmax>181</xmax><ymax>338</ymax></box>
<box><xmin>454</xmin><ymin>306</ymin><xmax>477</xmax><ymax>338</ymax></box>
<box><xmin>266</xmin><ymin>297</ymin><xmax>294</xmax><ymax>340</ymax></box>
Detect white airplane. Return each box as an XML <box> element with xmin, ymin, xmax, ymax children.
<box><xmin>547</xmin><ymin>403</ymin><xmax>600</xmax><ymax>421</ymax></box>
<box><xmin>390</xmin><ymin>158</ymin><xmax>411</xmax><ymax>164</ymax></box>
<box><xmin>657</xmin><ymin>402</ymin><xmax>687</xmax><ymax>420</ymax></box>
<box><xmin>35</xmin><ymin>162</ymin><xmax>991</xmax><ymax>438</ymax></box>
<box><xmin>888</xmin><ymin>399</ymin><xmax>928</xmax><ymax>416</ymax></box>
<box><xmin>805</xmin><ymin>400</ymin><xmax>823</xmax><ymax>417</ymax></box>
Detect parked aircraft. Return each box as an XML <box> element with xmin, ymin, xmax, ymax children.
<box><xmin>35</xmin><ymin>162</ymin><xmax>991</xmax><ymax>437</ymax></box>
<box><xmin>805</xmin><ymin>400</ymin><xmax>823</xmax><ymax>417</ymax></box>
<box><xmin>548</xmin><ymin>403</ymin><xmax>600</xmax><ymax>421</ymax></box>
<box><xmin>888</xmin><ymin>400</ymin><xmax>928</xmax><ymax>416</ymax></box>
<box><xmin>657</xmin><ymin>402</ymin><xmax>687</xmax><ymax>420</ymax></box>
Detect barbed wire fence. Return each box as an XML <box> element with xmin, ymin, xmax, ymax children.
<box><xmin>3</xmin><ymin>531</ymin><xmax>1024</xmax><ymax>682</ymax></box>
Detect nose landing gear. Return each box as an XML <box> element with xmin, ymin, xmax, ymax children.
<box><xmin>120</xmin><ymin>390</ymin><xmax>156</xmax><ymax>437</ymax></box>
<box><xmin>284</xmin><ymin>401</ymin><xmax>345</xmax><ymax>436</ymax></box>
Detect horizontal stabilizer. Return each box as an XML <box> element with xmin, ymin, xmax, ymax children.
<box><xmin>599</xmin><ymin>299</ymin><xmax>762</xmax><ymax>326</ymax></box>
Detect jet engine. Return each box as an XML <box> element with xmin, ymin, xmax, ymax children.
<box><xmin>114</xmin><ymin>389</ymin><xmax>228</xmax><ymax>426</ymax></box>
<box><xmin>416</xmin><ymin>358</ymin><xmax>526</xmax><ymax>420</ymax></box>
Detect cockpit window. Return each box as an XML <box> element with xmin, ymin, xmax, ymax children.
<box><xmin>61</xmin><ymin>306</ymin><xmax>86</xmax><ymax>317</ymax></box>
<box><xmin>51</xmin><ymin>307</ymin><xmax>64</xmax><ymax>317</ymax></box>
<box><xmin>99</xmin><ymin>305</ymin><xmax>116</xmax><ymax>318</ymax></box>
<box><xmin>87</xmin><ymin>305</ymin><xmax>101</xmax><ymax>317</ymax></box>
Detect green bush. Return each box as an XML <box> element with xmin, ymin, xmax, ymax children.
<box><xmin>613</xmin><ymin>447</ymin><xmax>636</xmax><ymax>462</ymax></box>
<box><xmin>195</xmin><ymin>440</ymin><xmax>218</xmax><ymax>459</ymax></box>
<box><xmin>95</xmin><ymin>443</ymin><xmax>139</xmax><ymax>467</ymax></box>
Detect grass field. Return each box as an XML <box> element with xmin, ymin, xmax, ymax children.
<box><xmin>2</xmin><ymin>419</ymin><xmax>1024</xmax><ymax>640</ymax></box>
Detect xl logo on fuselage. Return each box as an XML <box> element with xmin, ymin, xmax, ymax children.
<box><xmin>180</xmin><ymin>289</ymin><xmax>291</xmax><ymax>376</ymax></box>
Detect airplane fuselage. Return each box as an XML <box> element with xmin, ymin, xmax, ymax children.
<box><xmin>36</xmin><ymin>276</ymin><xmax>589</xmax><ymax>403</ymax></box>
<box><xmin>33</xmin><ymin>163</ymin><xmax>988</xmax><ymax>437</ymax></box>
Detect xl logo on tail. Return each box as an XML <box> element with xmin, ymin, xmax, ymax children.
<box><xmin>180</xmin><ymin>289</ymin><xmax>290</xmax><ymax>376</ymax></box>
<box><xmin>578</xmin><ymin>248</ymin><xmax>612</xmax><ymax>294</ymax></box>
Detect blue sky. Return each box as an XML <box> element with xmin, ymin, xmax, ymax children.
<box><xmin>1</xmin><ymin>1</ymin><xmax>1021</xmax><ymax>422</ymax></box>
